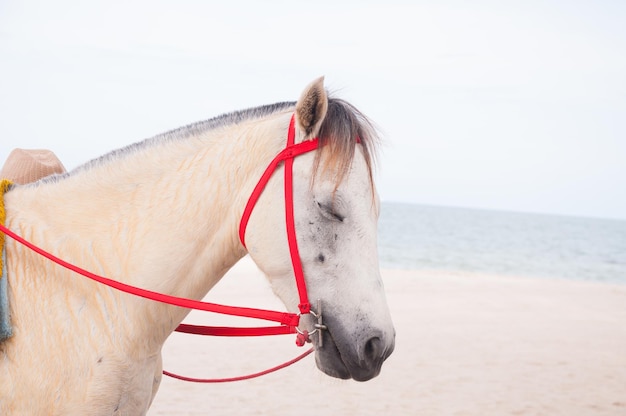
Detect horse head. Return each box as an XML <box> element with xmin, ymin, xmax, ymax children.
<box><xmin>242</xmin><ymin>77</ymin><xmax>395</xmax><ymax>381</ymax></box>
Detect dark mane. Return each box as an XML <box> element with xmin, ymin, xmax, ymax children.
<box><xmin>65</xmin><ymin>101</ymin><xmax>297</xmax><ymax>178</ymax></box>
<box><xmin>155</xmin><ymin>101</ymin><xmax>297</xmax><ymax>142</ymax></box>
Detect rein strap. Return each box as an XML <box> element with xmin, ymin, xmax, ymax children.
<box><xmin>0</xmin><ymin>114</ymin><xmax>320</xmax><ymax>338</ymax></box>
<box><xmin>0</xmin><ymin>113</ymin><xmax>326</xmax><ymax>382</ymax></box>
<box><xmin>0</xmin><ymin>223</ymin><xmax>300</xmax><ymax>329</ymax></box>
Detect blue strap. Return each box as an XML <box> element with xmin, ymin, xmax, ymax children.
<box><xmin>0</xmin><ymin>248</ymin><xmax>12</xmax><ymax>341</ymax></box>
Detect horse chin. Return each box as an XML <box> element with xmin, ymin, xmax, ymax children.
<box><xmin>314</xmin><ymin>336</ymin><xmax>351</xmax><ymax>380</ymax></box>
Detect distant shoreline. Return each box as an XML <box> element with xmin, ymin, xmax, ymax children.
<box><xmin>380</xmin><ymin>200</ymin><xmax>626</xmax><ymax>223</ymax></box>
<box><xmin>380</xmin><ymin>266</ymin><xmax>626</xmax><ymax>286</ymax></box>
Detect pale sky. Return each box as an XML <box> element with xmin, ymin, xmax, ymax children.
<box><xmin>1</xmin><ymin>1</ymin><xmax>625</xmax><ymax>219</ymax></box>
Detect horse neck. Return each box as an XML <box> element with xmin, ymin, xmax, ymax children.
<box><xmin>4</xmin><ymin>111</ymin><xmax>291</xmax><ymax>347</ymax></box>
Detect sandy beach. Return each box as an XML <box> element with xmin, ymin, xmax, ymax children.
<box><xmin>149</xmin><ymin>257</ymin><xmax>626</xmax><ymax>416</ymax></box>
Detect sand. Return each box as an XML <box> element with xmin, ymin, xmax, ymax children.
<box><xmin>148</xmin><ymin>257</ymin><xmax>626</xmax><ymax>416</ymax></box>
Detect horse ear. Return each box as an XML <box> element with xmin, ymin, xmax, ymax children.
<box><xmin>295</xmin><ymin>76</ymin><xmax>328</xmax><ymax>141</ymax></box>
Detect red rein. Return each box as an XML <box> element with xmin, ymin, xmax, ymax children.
<box><xmin>0</xmin><ymin>114</ymin><xmax>322</xmax><ymax>382</ymax></box>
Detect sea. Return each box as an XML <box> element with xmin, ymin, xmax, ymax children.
<box><xmin>377</xmin><ymin>202</ymin><xmax>626</xmax><ymax>284</ymax></box>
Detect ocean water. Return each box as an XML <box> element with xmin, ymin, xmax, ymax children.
<box><xmin>378</xmin><ymin>202</ymin><xmax>626</xmax><ymax>284</ymax></box>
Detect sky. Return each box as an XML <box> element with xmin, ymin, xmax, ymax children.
<box><xmin>1</xmin><ymin>0</ymin><xmax>625</xmax><ymax>220</ymax></box>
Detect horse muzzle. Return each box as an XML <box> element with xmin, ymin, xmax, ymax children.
<box><xmin>313</xmin><ymin>318</ymin><xmax>395</xmax><ymax>382</ymax></box>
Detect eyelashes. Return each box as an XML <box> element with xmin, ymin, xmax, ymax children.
<box><xmin>317</xmin><ymin>201</ymin><xmax>345</xmax><ymax>223</ymax></box>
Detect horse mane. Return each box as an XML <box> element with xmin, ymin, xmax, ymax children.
<box><xmin>155</xmin><ymin>101</ymin><xmax>297</xmax><ymax>142</ymax></box>
<box><xmin>36</xmin><ymin>96</ymin><xmax>379</xmax><ymax>187</ymax></box>
<box><xmin>314</xmin><ymin>98</ymin><xmax>379</xmax><ymax>190</ymax></box>
<box><xmin>64</xmin><ymin>101</ymin><xmax>297</xmax><ymax>178</ymax></box>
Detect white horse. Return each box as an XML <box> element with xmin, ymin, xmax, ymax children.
<box><xmin>0</xmin><ymin>77</ymin><xmax>395</xmax><ymax>415</ymax></box>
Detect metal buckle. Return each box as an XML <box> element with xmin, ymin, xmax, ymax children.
<box><xmin>296</xmin><ymin>300</ymin><xmax>327</xmax><ymax>347</ymax></box>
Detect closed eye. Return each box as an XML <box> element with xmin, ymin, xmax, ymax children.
<box><xmin>317</xmin><ymin>201</ymin><xmax>345</xmax><ymax>222</ymax></box>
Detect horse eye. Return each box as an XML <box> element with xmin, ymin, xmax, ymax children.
<box><xmin>317</xmin><ymin>201</ymin><xmax>345</xmax><ymax>222</ymax></box>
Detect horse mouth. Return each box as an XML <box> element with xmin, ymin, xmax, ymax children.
<box><xmin>314</xmin><ymin>330</ymin><xmax>352</xmax><ymax>380</ymax></box>
<box><xmin>313</xmin><ymin>323</ymin><xmax>394</xmax><ymax>382</ymax></box>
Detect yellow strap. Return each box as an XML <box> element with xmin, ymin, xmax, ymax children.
<box><xmin>0</xmin><ymin>179</ymin><xmax>13</xmax><ymax>276</ymax></box>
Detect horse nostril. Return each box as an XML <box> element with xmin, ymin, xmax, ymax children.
<box><xmin>350</xmin><ymin>334</ymin><xmax>393</xmax><ymax>381</ymax></box>
<box><xmin>363</xmin><ymin>336</ymin><xmax>382</xmax><ymax>363</ymax></box>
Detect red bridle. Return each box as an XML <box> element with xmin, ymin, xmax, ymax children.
<box><xmin>180</xmin><ymin>113</ymin><xmax>323</xmax><ymax>341</ymax></box>
<box><xmin>239</xmin><ymin>114</ymin><xmax>318</xmax><ymax>316</ymax></box>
